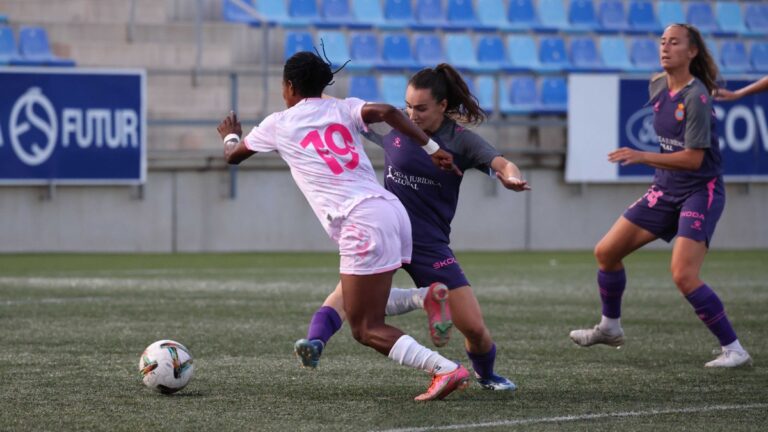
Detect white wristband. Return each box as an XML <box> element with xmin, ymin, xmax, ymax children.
<box><xmin>422</xmin><ymin>139</ymin><xmax>440</xmax><ymax>155</ymax></box>
<box><xmin>223</xmin><ymin>133</ymin><xmax>240</xmax><ymax>145</ymax></box>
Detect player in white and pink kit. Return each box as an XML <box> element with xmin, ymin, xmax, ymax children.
<box><xmin>217</xmin><ymin>51</ymin><xmax>469</xmax><ymax>401</ymax></box>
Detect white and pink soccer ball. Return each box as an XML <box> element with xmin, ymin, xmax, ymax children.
<box><xmin>139</xmin><ymin>340</ymin><xmax>194</xmax><ymax>394</ymax></box>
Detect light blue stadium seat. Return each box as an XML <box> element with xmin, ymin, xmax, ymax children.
<box><xmin>284</xmin><ymin>31</ymin><xmax>314</xmax><ymax>60</ymax></box>
<box><xmin>600</xmin><ymin>36</ymin><xmax>633</xmax><ymax>71</ymax></box>
<box><xmin>446</xmin><ymin>0</ymin><xmax>486</xmax><ymax>31</ymax></box>
<box><xmin>445</xmin><ymin>34</ymin><xmax>486</xmax><ymax>72</ymax></box>
<box><xmin>414</xmin><ymin>0</ymin><xmax>446</xmax><ymax>30</ymax></box>
<box><xmin>316</xmin><ymin>31</ymin><xmax>351</xmax><ymax>69</ymax></box>
<box><xmin>686</xmin><ymin>2</ymin><xmax>720</xmax><ymax>35</ymax></box>
<box><xmin>507</xmin><ymin>0</ymin><xmax>545</xmax><ymax>32</ymax></box>
<box><xmin>751</xmin><ymin>42</ymin><xmax>768</xmax><ymax>73</ymax></box>
<box><xmin>384</xmin><ymin>0</ymin><xmax>416</xmax><ymax>28</ymax></box>
<box><xmin>500</xmin><ymin>76</ymin><xmax>539</xmax><ymax>115</ymax></box>
<box><xmin>720</xmin><ymin>40</ymin><xmax>751</xmax><ymax>74</ymax></box>
<box><xmin>506</xmin><ymin>35</ymin><xmax>541</xmax><ymax>72</ymax></box>
<box><xmin>476</xmin><ymin>35</ymin><xmax>510</xmax><ymax>71</ymax></box>
<box><xmin>627</xmin><ymin>0</ymin><xmax>660</xmax><ymax>33</ymax></box>
<box><xmin>597</xmin><ymin>0</ymin><xmax>628</xmax><ymax>33</ymax></box>
<box><xmin>320</xmin><ymin>0</ymin><xmax>363</xmax><ymax>28</ymax></box>
<box><xmin>0</xmin><ymin>25</ymin><xmax>22</xmax><ymax>65</ymax></box>
<box><xmin>380</xmin><ymin>74</ymin><xmax>408</xmax><ymax>107</ymax></box>
<box><xmin>352</xmin><ymin>0</ymin><xmax>387</xmax><ymax>27</ymax></box>
<box><xmin>255</xmin><ymin>0</ymin><xmax>293</xmax><ymax>26</ymax></box>
<box><xmin>289</xmin><ymin>0</ymin><xmax>321</xmax><ymax>26</ymax></box>
<box><xmin>473</xmin><ymin>75</ymin><xmax>496</xmax><ymax>113</ymax></box>
<box><xmin>744</xmin><ymin>4</ymin><xmax>768</xmax><ymax>36</ymax></box>
<box><xmin>539</xmin><ymin>36</ymin><xmax>571</xmax><ymax>72</ymax></box>
<box><xmin>380</xmin><ymin>32</ymin><xmax>418</xmax><ymax>70</ymax></box>
<box><xmin>16</xmin><ymin>26</ymin><xmax>75</xmax><ymax>66</ymax></box>
<box><xmin>569</xmin><ymin>0</ymin><xmax>598</xmax><ymax>32</ymax></box>
<box><xmin>569</xmin><ymin>36</ymin><xmax>605</xmax><ymax>71</ymax></box>
<box><xmin>539</xmin><ymin>0</ymin><xmax>570</xmax><ymax>31</ymax></box>
<box><xmin>715</xmin><ymin>2</ymin><xmax>749</xmax><ymax>37</ymax></box>
<box><xmin>540</xmin><ymin>77</ymin><xmax>568</xmax><ymax>114</ymax></box>
<box><xmin>629</xmin><ymin>37</ymin><xmax>659</xmax><ymax>72</ymax></box>
<box><xmin>476</xmin><ymin>0</ymin><xmax>513</xmax><ymax>31</ymax></box>
<box><xmin>658</xmin><ymin>1</ymin><xmax>684</xmax><ymax>30</ymax></box>
<box><xmin>348</xmin><ymin>75</ymin><xmax>381</xmax><ymax>101</ymax></box>
<box><xmin>0</xmin><ymin>14</ymin><xmax>7</xmax><ymax>23</ymax></box>
<box><xmin>222</xmin><ymin>0</ymin><xmax>258</xmax><ymax>24</ymax></box>
<box><xmin>413</xmin><ymin>33</ymin><xmax>445</xmax><ymax>67</ymax></box>
<box><xmin>350</xmin><ymin>31</ymin><xmax>381</xmax><ymax>69</ymax></box>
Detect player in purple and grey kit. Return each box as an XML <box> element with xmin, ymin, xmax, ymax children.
<box><xmin>296</xmin><ymin>64</ymin><xmax>530</xmax><ymax>390</ymax></box>
<box><xmin>569</xmin><ymin>24</ymin><xmax>752</xmax><ymax>368</ymax></box>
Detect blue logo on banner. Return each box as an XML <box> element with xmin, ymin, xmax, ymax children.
<box><xmin>0</xmin><ymin>69</ymin><xmax>145</xmax><ymax>184</ymax></box>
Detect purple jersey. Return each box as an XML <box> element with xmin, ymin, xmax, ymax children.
<box><xmin>365</xmin><ymin>118</ymin><xmax>501</xmax><ymax>246</ymax></box>
<box><xmin>649</xmin><ymin>75</ymin><xmax>722</xmax><ymax>193</ymax></box>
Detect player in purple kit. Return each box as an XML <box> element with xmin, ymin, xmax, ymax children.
<box><xmin>295</xmin><ymin>64</ymin><xmax>530</xmax><ymax>390</ymax></box>
<box><xmin>569</xmin><ymin>24</ymin><xmax>752</xmax><ymax>368</ymax></box>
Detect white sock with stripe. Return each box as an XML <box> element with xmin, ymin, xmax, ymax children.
<box><xmin>388</xmin><ymin>335</ymin><xmax>457</xmax><ymax>375</ymax></box>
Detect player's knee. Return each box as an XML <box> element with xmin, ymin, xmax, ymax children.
<box><xmin>348</xmin><ymin>323</ymin><xmax>375</xmax><ymax>346</ymax></box>
<box><xmin>460</xmin><ymin>323</ymin><xmax>489</xmax><ymax>344</ymax></box>
<box><xmin>594</xmin><ymin>243</ymin><xmax>616</xmax><ymax>268</ymax></box>
<box><xmin>671</xmin><ymin>267</ymin><xmax>698</xmax><ymax>292</ymax></box>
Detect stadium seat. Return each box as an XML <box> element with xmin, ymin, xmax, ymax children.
<box><xmin>657</xmin><ymin>1</ymin><xmax>684</xmax><ymax>30</ymax></box>
<box><xmin>686</xmin><ymin>2</ymin><xmax>720</xmax><ymax>35</ymax></box>
<box><xmin>569</xmin><ymin>0</ymin><xmax>599</xmax><ymax>32</ymax></box>
<box><xmin>500</xmin><ymin>76</ymin><xmax>539</xmax><ymax>115</ymax></box>
<box><xmin>626</xmin><ymin>0</ymin><xmax>659</xmax><ymax>34</ymax></box>
<box><xmin>255</xmin><ymin>0</ymin><xmax>294</xmax><ymax>26</ymax></box>
<box><xmin>316</xmin><ymin>31</ymin><xmax>352</xmax><ymax>69</ymax></box>
<box><xmin>413</xmin><ymin>33</ymin><xmax>445</xmax><ymax>67</ymax></box>
<box><xmin>569</xmin><ymin>36</ymin><xmax>606</xmax><ymax>71</ymax></box>
<box><xmin>445</xmin><ymin>34</ymin><xmax>486</xmax><ymax>72</ymax></box>
<box><xmin>350</xmin><ymin>31</ymin><xmax>381</xmax><ymax>69</ymax></box>
<box><xmin>446</xmin><ymin>0</ymin><xmax>487</xmax><ymax>31</ymax></box>
<box><xmin>289</xmin><ymin>0</ymin><xmax>321</xmax><ymax>26</ymax></box>
<box><xmin>744</xmin><ymin>3</ymin><xmax>768</xmax><ymax>36</ymax></box>
<box><xmin>414</xmin><ymin>0</ymin><xmax>446</xmax><ymax>30</ymax></box>
<box><xmin>16</xmin><ymin>26</ymin><xmax>75</xmax><ymax>66</ymax></box>
<box><xmin>0</xmin><ymin>25</ymin><xmax>22</xmax><ymax>65</ymax></box>
<box><xmin>600</xmin><ymin>36</ymin><xmax>633</xmax><ymax>71</ymax></box>
<box><xmin>720</xmin><ymin>40</ymin><xmax>751</xmax><ymax>74</ymax></box>
<box><xmin>0</xmin><ymin>14</ymin><xmax>7</xmax><ymax>24</ymax></box>
<box><xmin>476</xmin><ymin>0</ymin><xmax>513</xmax><ymax>31</ymax></box>
<box><xmin>629</xmin><ymin>37</ymin><xmax>659</xmax><ymax>72</ymax></box>
<box><xmin>380</xmin><ymin>32</ymin><xmax>418</xmax><ymax>70</ymax></box>
<box><xmin>715</xmin><ymin>2</ymin><xmax>749</xmax><ymax>37</ymax></box>
<box><xmin>222</xmin><ymin>0</ymin><xmax>258</xmax><ymax>24</ymax></box>
<box><xmin>539</xmin><ymin>0</ymin><xmax>570</xmax><ymax>31</ymax></box>
<box><xmin>506</xmin><ymin>35</ymin><xmax>541</xmax><ymax>72</ymax></box>
<box><xmin>473</xmin><ymin>75</ymin><xmax>496</xmax><ymax>114</ymax></box>
<box><xmin>540</xmin><ymin>77</ymin><xmax>568</xmax><ymax>114</ymax></box>
<box><xmin>284</xmin><ymin>31</ymin><xmax>314</xmax><ymax>60</ymax></box>
<box><xmin>539</xmin><ymin>36</ymin><xmax>571</xmax><ymax>72</ymax></box>
<box><xmin>348</xmin><ymin>74</ymin><xmax>381</xmax><ymax>101</ymax></box>
<box><xmin>751</xmin><ymin>42</ymin><xmax>768</xmax><ymax>73</ymax></box>
<box><xmin>352</xmin><ymin>0</ymin><xmax>387</xmax><ymax>27</ymax></box>
<box><xmin>380</xmin><ymin>74</ymin><xmax>408</xmax><ymax>107</ymax></box>
<box><xmin>507</xmin><ymin>0</ymin><xmax>546</xmax><ymax>32</ymax></box>
<box><xmin>476</xmin><ymin>35</ymin><xmax>510</xmax><ymax>71</ymax></box>
<box><xmin>383</xmin><ymin>0</ymin><xmax>416</xmax><ymax>28</ymax></box>
<box><xmin>320</xmin><ymin>0</ymin><xmax>364</xmax><ymax>28</ymax></box>
<box><xmin>597</xmin><ymin>0</ymin><xmax>628</xmax><ymax>33</ymax></box>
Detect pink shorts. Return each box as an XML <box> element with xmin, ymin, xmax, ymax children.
<box><xmin>335</xmin><ymin>197</ymin><xmax>412</xmax><ymax>275</ymax></box>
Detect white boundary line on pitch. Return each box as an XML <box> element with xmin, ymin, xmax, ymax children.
<box><xmin>372</xmin><ymin>403</ymin><xmax>768</xmax><ymax>432</ymax></box>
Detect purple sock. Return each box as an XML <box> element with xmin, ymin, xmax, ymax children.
<box><xmin>307</xmin><ymin>306</ymin><xmax>342</xmax><ymax>346</ymax></box>
<box><xmin>685</xmin><ymin>284</ymin><xmax>737</xmax><ymax>346</ymax></box>
<box><xmin>598</xmin><ymin>269</ymin><xmax>626</xmax><ymax>319</ymax></box>
<box><xmin>467</xmin><ymin>344</ymin><xmax>496</xmax><ymax>379</ymax></box>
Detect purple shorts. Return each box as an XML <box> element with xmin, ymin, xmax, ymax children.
<box><xmin>623</xmin><ymin>177</ymin><xmax>725</xmax><ymax>247</ymax></box>
<box><xmin>402</xmin><ymin>243</ymin><xmax>470</xmax><ymax>290</ymax></box>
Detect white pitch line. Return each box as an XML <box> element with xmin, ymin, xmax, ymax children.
<box><xmin>372</xmin><ymin>403</ymin><xmax>768</xmax><ymax>432</ymax></box>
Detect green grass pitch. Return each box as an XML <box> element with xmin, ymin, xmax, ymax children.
<box><xmin>1</xmin><ymin>251</ymin><xmax>766</xmax><ymax>431</ymax></box>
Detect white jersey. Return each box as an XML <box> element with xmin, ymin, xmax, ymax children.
<box><xmin>243</xmin><ymin>97</ymin><xmax>399</xmax><ymax>237</ymax></box>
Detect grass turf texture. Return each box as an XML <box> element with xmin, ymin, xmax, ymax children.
<box><xmin>1</xmin><ymin>251</ymin><xmax>766</xmax><ymax>431</ymax></box>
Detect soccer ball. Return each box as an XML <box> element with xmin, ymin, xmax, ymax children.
<box><xmin>139</xmin><ymin>339</ymin><xmax>194</xmax><ymax>394</ymax></box>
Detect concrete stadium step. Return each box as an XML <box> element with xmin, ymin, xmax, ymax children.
<box><xmin>70</xmin><ymin>42</ymin><xmax>233</xmax><ymax>68</ymax></box>
<box><xmin>34</xmin><ymin>21</ymin><xmax>246</xmax><ymax>46</ymax></box>
<box><xmin>0</xmin><ymin>0</ymin><xmax>170</xmax><ymax>24</ymax></box>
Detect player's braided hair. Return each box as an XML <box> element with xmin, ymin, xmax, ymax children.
<box><xmin>409</xmin><ymin>63</ymin><xmax>486</xmax><ymax>125</ymax></box>
<box><xmin>283</xmin><ymin>41</ymin><xmax>349</xmax><ymax>98</ymax></box>
<box><xmin>672</xmin><ymin>23</ymin><xmax>721</xmax><ymax>95</ymax></box>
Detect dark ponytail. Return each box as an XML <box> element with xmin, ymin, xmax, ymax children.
<box><xmin>408</xmin><ymin>63</ymin><xmax>486</xmax><ymax>125</ymax></box>
<box><xmin>673</xmin><ymin>24</ymin><xmax>720</xmax><ymax>95</ymax></box>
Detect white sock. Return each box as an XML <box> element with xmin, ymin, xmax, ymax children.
<box><xmin>599</xmin><ymin>316</ymin><xmax>622</xmax><ymax>334</ymax></box>
<box><xmin>385</xmin><ymin>287</ymin><xmax>427</xmax><ymax>316</ymax></box>
<box><xmin>388</xmin><ymin>335</ymin><xmax>458</xmax><ymax>375</ymax></box>
<box><xmin>723</xmin><ymin>340</ymin><xmax>745</xmax><ymax>352</ymax></box>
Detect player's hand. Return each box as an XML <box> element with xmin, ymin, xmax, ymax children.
<box><xmin>496</xmin><ymin>172</ymin><xmax>531</xmax><ymax>191</ymax></box>
<box><xmin>430</xmin><ymin>149</ymin><xmax>463</xmax><ymax>176</ymax></box>
<box><xmin>217</xmin><ymin>111</ymin><xmax>242</xmax><ymax>140</ymax></box>
<box><xmin>714</xmin><ymin>88</ymin><xmax>740</xmax><ymax>102</ymax></box>
<box><xmin>608</xmin><ymin>147</ymin><xmax>644</xmax><ymax>166</ymax></box>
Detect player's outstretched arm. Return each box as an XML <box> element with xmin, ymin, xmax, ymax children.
<box><xmin>716</xmin><ymin>76</ymin><xmax>768</xmax><ymax>101</ymax></box>
<box><xmin>491</xmin><ymin>156</ymin><xmax>530</xmax><ymax>191</ymax></box>
<box><xmin>608</xmin><ymin>147</ymin><xmax>705</xmax><ymax>171</ymax></box>
<box><xmin>217</xmin><ymin>111</ymin><xmax>255</xmax><ymax>165</ymax></box>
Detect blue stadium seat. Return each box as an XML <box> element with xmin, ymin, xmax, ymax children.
<box><xmin>380</xmin><ymin>32</ymin><xmax>418</xmax><ymax>70</ymax></box>
<box><xmin>348</xmin><ymin>75</ymin><xmax>381</xmax><ymax>101</ymax></box>
<box><xmin>600</xmin><ymin>36</ymin><xmax>633</xmax><ymax>71</ymax></box>
<box><xmin>413</xmin><ymin>33</ymin><xmax>445</xmax><ymax>67</ymax></box>
<box><xmin>316</xmin><ymin>31</ymin><xmax>351</xmax><ymax>69</ymax></box>
<box><xmin>720</xmin><ymin>40</ymin><xmax>751</xmax><ymax>74</ymax></box>
<box><xmin>569</xmin><ymin>37</ymin><xmax>606</xmax><ymax>71</ymax></box>
<box><xmin>350</xmin><ymin>31</ymin><xmax>381</xmax><ymax>69</ymax></box>
<box><xmin>320</xmin><ymin>0</ymin><xmax>363</xmax><ymax>28</ymax></box>
<box><xmin>476</xmin><ymin>0</ymin><xmax>513</xmax><ymax>31</ymax></box>
<box><xmin>446</xmin><ymin>0</ymin><xmax>487</xmax><ymax>31</ymax></box>
<box><xmin>657</xmin><ymin>1</ymin><xmax>684</xmax><ymax>30</ymax></box>
<box><xmin>500</xmin><ymin>76</ymin><xmax>539</xmax><ymax>115</ymax></box>
<box><xmin>629</xmin><ymin>37</ymin><xmax>659</xmax><ymax>72</ymax></box>
<box><xmin>539</xmin><ymin>36</ymin><xmax>571</xmax><ymax>72</ymax></box>
<box><xmin>16</xmin><ymin>26</ymin><xmax>75</xmax><ymax>66</ymax></box>
<box><xmin>704</xmin><ymin>37</ymin><xmax>720</xmax><ymax>67</ymax></box>
<box><xmin>383</xmin><ymin>0</ymin><xmax>416</xmax><ymax>28</ymax></box>
<box><xmin>289</xmin><ymin>0</ymin><xmax>321</xmax><ymax>26</ymax></box>
<box><xmin>0</xmin><ymin>25</ymin><xmax>22</xmax><ymax>65</ymax></box>
<box><xmin>284</xmin><ymin>31</ymin><xmax>314</xmax><ymax>60</ymax></box>
<box><xmin>255</xmin><ymin>0</ymin><xmax>293</xmax><ymax>26</ymax></box>
<box><xmin>686</xmin><ymin>2</ymin><xmax>720</xmax><ymax>35</ymax></box>
<box><xmin>744</xmin><ymin>4</ymin><xmax>768</xmax><ymax>36</ymax></box>
<box><xmin>751</xmin><ymin>42</ymin><xmax>768</xmax><ymax>73</ymax></box>
<box><xmin>0</xmin><ymin>14</ymin><xmax>7</xmax><ymax>24</ymax></box>
<box><xmin>539</xmin><ymin>0</ymin><xmax>570</xmax><ymax>31</ymax></box>
<box><xmin>352</xmin><ymin>0</ymin><xmax>387</xmax><ymax>27</ymax></box>
<box><xmin>715</xmin><ymin>2</ymin><xmax>749</xmax><ymax>37</ymax></box>
<box><xmin>540</xmin><ymin>77</ymin><xmax>568</xmax><ymax>114</ymax></box>
<box><xmin>476</xmin><ymin>35</ymin><xmax>510</xmax><ymax>71</ymax></box>
<box><xmin>597</xmin><ymin>0</ymin><xmax>628</xmax><ymax>33</ymax></box>
<box><xmin>414</xmin><ymin>0</ymin><xmax>446</xmax><ymax>30</ymax></box>
<box><xmin>445</xmin><ymin>34</ymin><xmax>486</xmax><ymax>72</ymax></box>
<box><xmin>222</xmin><ymin>0</ymin><xmax>258</xmax><ymax>24</ymax></box>
<box><xmin>380</xmin><ymin>74</ymin><xmax>408</xmax><ymax>107</ymax></box>
<box><xmin>506</xmin><ymin>35</ymin><xmax>541</xmax><ymax>72</ymax></box>
<box><xmin>627</xmin><ymin>0</ymin><xmax>660</xmax><ymax>33</ymax></box>
<box><xmin>569</xmin><ymin>0</ymin><xmax>598</xmax><ymax>32</ymax></box>
<box><xmin>473</xmin><ymin>75</ymin><xmax>496</xmax><ymax>113</ymax></box>
<box><xmin>507</xmin><ymin>0</ymin><xmax>545</xmax><ymax>32</ymax></box>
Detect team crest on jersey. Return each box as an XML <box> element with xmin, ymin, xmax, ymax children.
<box><xmin>674</xmin><ymin>103</ymin><xmax>685</xmax><ymax>121</ymax></box>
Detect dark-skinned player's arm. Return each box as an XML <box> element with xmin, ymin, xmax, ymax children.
<box><xmin>217</xmin><ymin>111</ymin><xmax>255</xmax><ymax>165</ymax></box>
